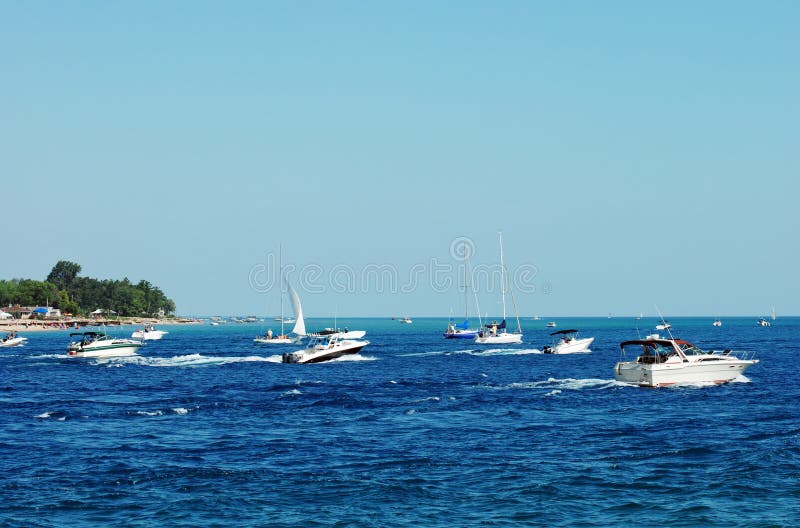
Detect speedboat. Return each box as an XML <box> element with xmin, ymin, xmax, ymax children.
<box><xmin>757</xmin><ymin>318</ymin><xmax>771</xmax><ymax>327</ymax></box>
<box><xmin>132</xmin><ymin>324</ymin><xmax>168</xmax><ymax>340</ymax></box>
<box><xmin>0</xmin><ymin>332</ymin><xmax>27</xmax><ymax>347</ymax></box>
<box><xmin>443</xmin><ymin>320</ymin><xmax>479</xmax><ymax>339</ymax></box>
<box><xmin>712</xmin><ymin>319</ymin><xmax>722</xmax><ymax>327</ymax></box>
<box><xmin>282</xmin><ymin>333</ymin><xmax>369</xmax><ymax>364</ymax></box>
<box><xmin>542</xmin><ymin>329</ymin><xmax>594</xmax><ymax>354</ymax></box>
<box><xmin>67</xmin><ymin>332</ymin><xmax>142</xmax><ymax>357</ymax></box>
<box><xmin>546</xmin><ymin>321</ymin><xmax>556</xmax><ymax>328</ymax></box>
<box><xmin>396</xmin><ymin>317</ymin><xmax>413</xmax><ymax>324</ymax></box>
<box><xmin>655</xmin><ymin>322</ymin><xmax>671</xmax><ymax>330</ymax></box>
<box><xmin>614</xmin><ymin>334</ymin><xmax>758</xmax><ymax>387</ymax></box>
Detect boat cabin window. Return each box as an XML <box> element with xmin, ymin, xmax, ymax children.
<box><xmin>678</xmin><ymin>344</ymin><xmax>705</xmax><ymax>356</ymax></box>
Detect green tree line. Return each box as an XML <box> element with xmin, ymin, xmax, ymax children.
<box><xmin>0</xmin><ymin>261</ymin><xmax>176</xmax><ymax>317</ymax></box>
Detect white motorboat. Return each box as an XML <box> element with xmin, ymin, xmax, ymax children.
<box><xmin>655</xmin><ymin>322</ymin><xmax>671</xmax><ymax>330</ymax></box>
<box><xmin>542</xmin><ymin>329</ymin><xmax>594</xmax><ymax>354</ymax></box>
<box><xmin>757</xmin><ymin>318</ymin><xmax>771</xmax><ymax>327</ymax></box>
<box><xmin>475</xmin><ymin>232</ymin><xmax>523</xmax><ymax>345</ymax></box>
<box><xmin>614</xmin><ymin>334</ymin><xmax>758</xmax><ymax>387</ymax></box>
<box><xmin>396</xmin><ymin>317</ymin><xmax>413</xmax><ymax>324</ymax></box>
<box><xmin>546</xmin><ymin>321</ymin><xmax>556</xmax><ymax>328</ymax></box>
<box><xmin>712</xmin><ymin>319</ymin><xmax>722</xmax><ymax>327</ymax></box>
<box><xmin>132</xmin><ymin>324</ymin><xmax>168</xmax><ymax>340</ymax></box>
<box><xmin>282</xmin><ymin>333</ymin><xmax>369</xmax><ymax>364</ymax></box>
<box><xmin>66</xmin><ymin>332</ymin><xmax>142</xmax><ymax>358</ymax></box>
<box><xmin>0</xmin><ymin>332</ymin><xmax>27</xmax><ymax>347</ymax></box>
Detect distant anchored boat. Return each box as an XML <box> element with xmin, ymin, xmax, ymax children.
<box><xmin>475</xmin><ymin>232</ymin><xmax>523</xmax><ymax>345</ymax></box>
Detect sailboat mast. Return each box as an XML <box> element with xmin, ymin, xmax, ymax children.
<box><xmin>499</xmin><ymin>232</ymin><xmax>507</xmax><ymax>322</ymax></box>
<box><xmin>463</xmin><ymin>241</ymin><xmax>469</xmax><ymax>321</ymax></box>
<box><xmin>279</xmin><ymin>245</ymin><xmax>284</xmax><ymax>336</ymax></box>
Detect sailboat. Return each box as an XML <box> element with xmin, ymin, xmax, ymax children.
<box><xmin>255</xmin><ymin>248</ymin><xmax>306</xmax><ymax>344</ymax></box>
<box><xmin>475</xmin><ymin>232</ymin><xmax>523</xmax><ymax>344</ymax></box>
<box><xmin>444</xmin><ymin>240</ymin><xmax>480</xmax><ymax>339</ymax></box>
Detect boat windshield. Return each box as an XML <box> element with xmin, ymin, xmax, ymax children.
<box><xmin>678</xmin><ymin>343</ymin><xmax>706</xmax><ymax>355</ymax></box>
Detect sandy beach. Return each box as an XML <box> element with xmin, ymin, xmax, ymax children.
<box><xmin>0</xmin><ymin>317</ymin><xmax>202</xmax><ymax>333</ymax></box>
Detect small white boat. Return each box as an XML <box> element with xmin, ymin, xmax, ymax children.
<box><xmin>757</xmin><ymin>318</ymin><xmax>771</xmax><ymax>327</ymax></box>
<box><xmin>546</xmin><ymin>321</ymin><xmax>556</xmax><ymax>328</ymax></box>
<box><xmin>542</xmin><ymin>329</ymin><xmax>594</xmax><ymax>354</ymax></box>
<box><xmin>712</xmin><ymin>319</ymin><xmax>722</xmax><ymax>327</ymax></box>
<box><xmin>614</xmin><ymin>334</ymin><xmax>758</xmax><ymax>387</ymax></box>
<box><xmin>255</xmin><ymin>280</ymin><xmax>307</xmax><ymax>345</ymax></box>
<box><xmin>282</xmin><ymin>333</ymin><xmax>369</xmax><ymax>364</ymax></box>
<box><xmin>132</xmin><ymin>324</ymin><xmax>168</xmax><ymax>340</ymax></box>
<box><xmin>395</xmin><ymin>317</ymin><xmax>413</xmax><ymax>324</ymax></box>
<box><xmin>474</xmin><ymin>233</ymin><xmax>523</xmax><ymax>345</ymax></box>
<box><xmin>315</xmin><ymin>328</ymin><xmax>367</xmax><ymax>340</ymax></box>
<box><xmin>0</xmin><ymin>332</ymin><xmax>27</xmax><ymax>347</ymax></box>
<box><xmin>655</xmin><ymin>322</ymin><xmax>671</xmax><ymax>330</ymax></box>
<box><xmin>67</xmin><ymin>332</ymin><xmax>142</xmax><ymax>358</ymax></box>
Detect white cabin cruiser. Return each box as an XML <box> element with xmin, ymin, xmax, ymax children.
<box><xmin>132</xmin><ymin>324</ymin><xmax>168</xmax><ymax>340</ymax></box>
<box><xmin>67</xmin><ymin>332</ymin><xmax>142</xmax><ymax>358</ymax></box>
<box><xmin>0</xmin><ymin>332</ymin><xmax>27</xmax><ymax>347</ymax></box>
<box><xmin>614</xmin><ymin>334</ymin><xmax>758</xmax><ymax>387</ymax></box>
<box><xmin>282</xmin><ymin>333</ymin><xmax>369</xmax><ymax>364</ymax></box>
<box><xmin>543</xmin><ymin>329</ymin><xmax>594</xmax><ymax>354</ymax></box>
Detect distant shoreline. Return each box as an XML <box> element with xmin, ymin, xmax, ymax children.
<box><xmin>0</xmin><ymin>317</ymin><xmax>202</xmax><ymax>333</ymax></box>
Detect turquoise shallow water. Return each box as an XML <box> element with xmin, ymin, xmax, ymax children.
<box><xmin>1</xmin><ymin>317</ymin><xmax>798</xmax><ymax>526</ymax></box>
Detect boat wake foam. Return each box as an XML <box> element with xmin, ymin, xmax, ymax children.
<box><xmin>487</xmin><ymin>377</ymin><xmax>625</xmax><ymax>391</ymax></box>
<box><xmin>94</xmin><ymin>354</ymin><xmax>276</xmax><ymax>367</ymax></box>
<box><xmin>459</xmin><ymin>348</ymin><xmax>542</xmax><ymax>356</ymax></box>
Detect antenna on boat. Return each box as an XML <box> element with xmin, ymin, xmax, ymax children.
<box><xmin>654</xmin><ymin>304</ymin><xmax>677</xmax><ymax>340</ymax></box>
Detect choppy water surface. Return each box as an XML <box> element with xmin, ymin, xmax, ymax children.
<box><xmin>1</xmin><ymin>317</ymin><xmax>798</xmax><ymax>526</ymax></box>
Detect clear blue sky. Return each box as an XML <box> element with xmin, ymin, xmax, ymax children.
<box><xmin>2</xmin><ymin>1</ymin><xmax>797</xmax><ymax>317</ymax></box>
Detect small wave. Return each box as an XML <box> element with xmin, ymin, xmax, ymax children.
<box><xmin>172</xmin><ymin>407</ymin><xmax>190</xmax><ymax>415</ymax></box>
<box><xmin>135</xmin><ymin>410</ymin><xmax>164</xmax><ymax>417</ymax></box>
<box><xmin>280</xmin><ymin>389</ymin><xmax>302</xmax><ymax>397</ymax></box>
<box><xmin>412</xmin><ymin>396</ymin><xmax>440</xmax><ymax>403</ymax></box>
<box><xmin>490</xmin><ymin>378</ymin><xmax>622</xmax><ymax>391</ymax></box>
<box><xmin>544</xmin><ymin>390</ymin><xmax>562</xmax><ymax>397</ymax></box>
<box><xmin>35</xmin><ymin>411</ymin><xmax>66</xmax><ymax>421</ymax></box>
<box><xmin>456</xmin><ymin>348</ymin><xmax>542</xmax><ymax>356</ymax></box>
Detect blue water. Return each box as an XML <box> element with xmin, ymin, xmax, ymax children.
<box><xmin>1</xmin><ymin>317</ymin><xmax>798</xmax><ymax>526</ymax></box>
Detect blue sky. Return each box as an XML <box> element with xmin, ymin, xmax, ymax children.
<box><xmin>2</xmin><ymin>1</ymin><xmax>798</xmax><ymax>317</ymax></box>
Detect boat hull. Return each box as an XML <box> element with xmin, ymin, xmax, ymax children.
<box><xmin>0</xmin><ymin>337</ymin><xmax>28</xmax><ymax>348</ymax></box>
<box><xmin>283</xmin><ymin>340</ymin><xmax>369</xmax><ymax>364</ymax></box>
<box><xmin>444</xmin><ymin>330</ymin><xmax>479</xmax><ymax>339</ymax></box>
<box><xmin>67</xmin><ymin>342</ymin><xmax>142</xmax><ymax>358</ymax></box>
<box><xmin>614</xmin><ymin>359</ymin><xmax>758</xmax><ymax>387</ymax></box>
<box><xmin>475</xmin><ymin>333</ymin><xmax>523</xmax><ymax>345</ymax></box>
<box><xmin>254</xmin><ymin>336</ymin><xmax>298</xmax><ymax>344</ymax></box>
<box><xmin>131</xmin><ymin>330</ymin><xmax>167</xmax><ymax>340</ymax></box>
<box><xmin>544</xmin><ymin>337</ymin><xmax>594</xmax><ymax>354</ymax></box>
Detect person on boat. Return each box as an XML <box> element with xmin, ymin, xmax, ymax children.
<box><xmin>266</xmin><ymin>329</ymin><xmax>273</xmax><ymax>340</ymax></box>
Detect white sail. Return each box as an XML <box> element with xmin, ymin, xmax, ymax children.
<box><xmin>288</xmin><ymin>284</ymin><xmax>306</xmax><ymax>336</ymax></box>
